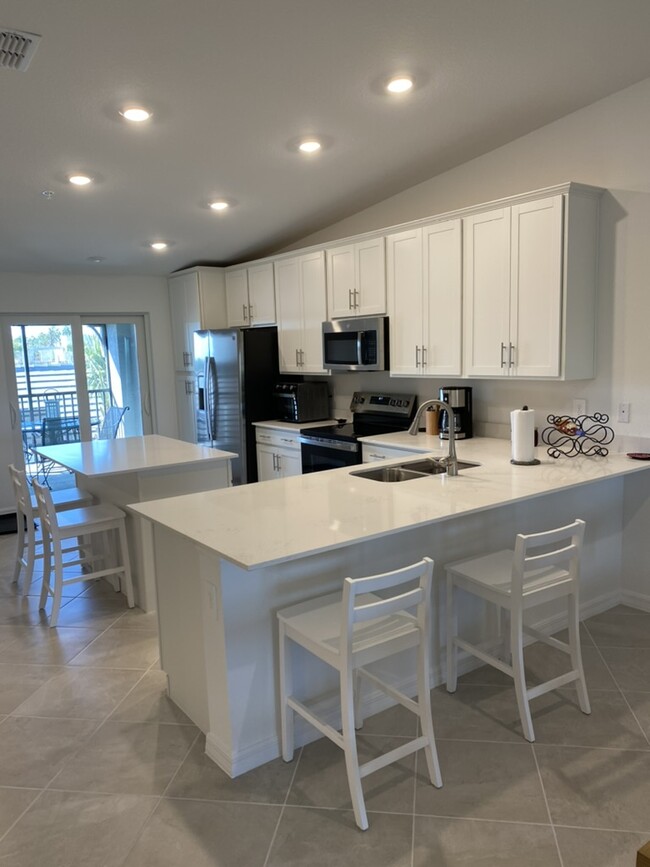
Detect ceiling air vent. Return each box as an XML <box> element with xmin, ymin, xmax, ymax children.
<box><xmin>0</xmin><ymin>28</ymin><xmax>41</xmax><ymax>71</ymax></box>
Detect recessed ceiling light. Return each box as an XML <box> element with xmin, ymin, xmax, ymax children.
<box><xmin>41</xmin><ymin>190</ymin><xmax>54</xmax><ymax>199</ymax></box>
<box><xmin>209</xmin><ymin>200</ymin><xmax>229</xmax><ymax>211</ymax></box>
<box><xmin>386</xmin><ymin>76</ymin><xmax>414</xmax><ymax>94</ymax></box>
<box><xmin>150</xmin><ymin>241</ymin><xmax>168</xmax><ymax>251</ymax></box>
<box><xmin>120</xmin><ymin>107</ymin><xmax>152</xmax><ymax>122</ymax></box>
<box><xmin>87</xmin><ymin>256</ymin><xmax>106</xmax><ymax>263</ymax></box>
<box><xmin>68</xmin><ymin>174</ymin><xmax>92</xmax><ymax>186</ymax></box>
<box><xmin>298</xmin><ymin>139</ymin><xmax>322</xmax><ymax>154</ymax></box>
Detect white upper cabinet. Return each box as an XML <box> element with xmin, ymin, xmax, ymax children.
<box><xmin>275</xmin><ymin>250</ymin><xmax>328</xmax><ymax>375</ymax></box>
<box><xmin>326</xmin><ymin>237</ymin><xmax>386</xmax><ymax>318</ymax></box>
<box><xmin>225</xmin><ymin>262</ymin><xmax>276</xmax><ymax>327</ymax></box>
<box><xmin>387</xmin><ymin>219</ymin><xmax>462</xmax><ymax>377</ymax></box>
<box><xmin>463</xmin><ymin>193</ymin><xmax>592</xmax><ymax>379</ymax></box>
<box><xmin>168</xmin><ymin>267</ymin><xmax>227</xmax><ymax>372</ymax></box>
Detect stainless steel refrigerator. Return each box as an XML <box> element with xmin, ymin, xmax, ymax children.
<box><xmin>193</xmin><ymin>326</ymin><xmax>279</xmax><ymax>485</ymax></box>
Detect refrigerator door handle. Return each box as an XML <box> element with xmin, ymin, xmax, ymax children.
<box><xmin>204</xmin><ymin>358</ymin><xmax>213</xmax><ymax>441</ymax></box>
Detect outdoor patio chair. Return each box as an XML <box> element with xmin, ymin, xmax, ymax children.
<box><xmin>98</xmin><ymin>405</ymin><xmax>129</xmax><ymax>439</ymax></box>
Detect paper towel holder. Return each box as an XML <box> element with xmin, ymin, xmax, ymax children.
<box><xmin>511</xmin><ymin>404</ymin><xmax>541</xmax><ymax>466</ymax></box>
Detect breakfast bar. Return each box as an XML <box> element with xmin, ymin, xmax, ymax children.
<box><xmin>131</xmin><ymin>438</ymin><xmax>650</xmax><ymax>777</ymax></box>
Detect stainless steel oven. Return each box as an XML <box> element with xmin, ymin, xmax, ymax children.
<box><xmin>299</xmin><ymin>391</ymin><xmax>416</xmax><ymax>474</ymax></box>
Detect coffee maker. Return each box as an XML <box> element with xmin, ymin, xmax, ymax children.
<box><xmin>438</xmin><ymin>386</ymin><xmax>473</xmax><ymax>440</ymax></box>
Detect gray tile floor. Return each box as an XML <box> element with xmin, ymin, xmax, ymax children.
<box><xmin>0</xmin><ymin>532</ymin><xmax>649</xmax><ymax>865</ymax></box>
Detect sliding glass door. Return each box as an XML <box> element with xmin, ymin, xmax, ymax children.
<box><xmin>3</xmin><ymin>315</ymin><xmax>152</xmax><ymax>485</ymax></box>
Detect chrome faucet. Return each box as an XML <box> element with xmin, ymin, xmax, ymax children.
<box><xmin>408</xmin><ymin>399</ymin><xmax>458</xmax><ymax>476</ymax></box>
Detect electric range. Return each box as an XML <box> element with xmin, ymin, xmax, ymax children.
<box><xmin>299</xmin><ymin>391</ymin><xmax>417</xmax><ymax>474</ymax></box>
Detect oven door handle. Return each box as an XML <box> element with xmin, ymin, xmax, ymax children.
<box><xmin>299</xmin><ymin>436</ymin><xmax>359</xmax><ymax>452</ymax></box>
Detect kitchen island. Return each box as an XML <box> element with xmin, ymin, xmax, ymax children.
<box><xmin>34</xmin><ymin>434</ymin><xmax>236</xmax><ymax>610</ymax></box>
<box><xmin>131</xmin><ymin>437</ymin><xmax>650</xmax><ymax>776</ymax></box>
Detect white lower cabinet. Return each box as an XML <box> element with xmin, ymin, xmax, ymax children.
<box><xmin>174</xmin><ymin>374</ymin><xmax>196</xmax><ymax>443</ymax></box>
<box><xmin>362</xmin><ymin>443</ymin><xmax>423</xmax><ymax>463</ymax></box>
<box><xmin>255</xmin><ymin>428</ymin><xmax>302</xmax><ymax>480</ymax></box>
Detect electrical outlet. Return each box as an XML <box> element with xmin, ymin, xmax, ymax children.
<box><xmin>618</xmin><ymin>402</ymin><xmax>630</xmax><ymax>423</ymax></box>
<box><xmin>572</xmin><ymin>399</ymin><xmax>587</xmax><ymax>416</ymax></box>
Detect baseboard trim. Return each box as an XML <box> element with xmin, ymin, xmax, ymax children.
<box><xmin>621</xmin><ymin>589</ymin><xmax>650</xmax><ymax>613</ymax></box>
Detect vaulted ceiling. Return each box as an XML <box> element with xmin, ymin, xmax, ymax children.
<box><xmin>2</xmin><ymin>0</ymin><xmax>650</xmax><ymax>275</ymax></box>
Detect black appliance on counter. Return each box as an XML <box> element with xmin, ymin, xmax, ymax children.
<box><xmin>194</xmin><ymin>326</ymin><xmax>279</xmax><ymax>485</ymax></box>
<box><xmin>299</xmin><ymin>391</ymin><xmax>417</xmax><ymax>474</ymax></box>
<box><xmin>273</xmin><ymin>381</ymin><xmax>330</xmax><ymax>423</ymax></box>
<box><xmin>438</xmin><ymin>386</ymin><xmax>473</xmax><ymax>440</ymax></box>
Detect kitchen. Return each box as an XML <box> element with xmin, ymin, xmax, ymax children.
<box><xmin>2</xmin><ymin>2</ymin><xmax>650</xmax><ymax>865</ymax></box>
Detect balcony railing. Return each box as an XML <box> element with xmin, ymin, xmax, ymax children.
<box><xmin>18</xmin><ymin>389</ymin><xmax>113</xmax><ymax>432</ymax></box>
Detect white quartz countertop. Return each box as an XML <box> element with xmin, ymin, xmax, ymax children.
<box><xmin>130</xmin><ymin>437</ymin><xmax>650</xmax><ymax>570</ymax></box>
<box><xmin>32</xmin><ymin>434</ymin><xmax>237</xmax><ymax>478</ymax></box>
<box><xmin>253</xmin><ymin>419</ymin><xmax>338</xmax><ymax>432</ymax></box>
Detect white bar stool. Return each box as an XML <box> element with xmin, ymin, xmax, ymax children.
<box><xmin>8</xmin><ymin>463</ymin><xmax>95</xmax><ymax>596</ymax></box>
<box><xmin>445</xmin><ymin>518</ymin><xmax>590</xmax><ymax>742</ymax></box>
<box><xmin>32</xmin><ymin>480</ymin><xmax>135</xmax><ymax>627</ymax></box>
<box><xmin>277</xmin><ymin>557</ymin><xmax>442</xmax><ymax>831</ymax></box>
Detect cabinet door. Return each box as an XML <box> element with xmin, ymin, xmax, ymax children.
<box><xmin>174</xmin><ymin>374</ymin><xmax>197</xmax><ymax>443</ymax></box>
<box><xmin>422</xmin><ymin>220</ymin><xmax>462</xmax><ymax>376</ymax></box>
<box><xmin>355</xmin><ymin>237</ymin><xmax>386</xmax><ymax>316</ymax></box>
<box><xmin>169</xmin><ymin>272</ymin><xmax>200</xmax><ymax>370</ymax></box>
<box><xmin>463</xmin><ymin>208</ymin><xmax>511</xmax><ymax>376</ymax></box>
<box><xmin>386</xmin><ymin>228</ymin><xmax>424</xmax><ymax>376</ymax></box>
<box><xmin>247</xmin><ymin>263</ymin><xmax>276</xmax><ymax>326</ymax></box>
<box><xmin>299</xmin><ymin>251</ymin><xmax>328</xmax><ymax>374</ymax></box>
<box><xmin>256</xmin><ymin>444</ymin><xmax>278</xmax><ymax>481</ymax></box>
<box><xmin>326</xmin><ymin>245</ymin><xmax>356</xmax><ymax>318</ymax></box>
<box><xmin>275</xmin><ymin>258</ymin><xmax>303</xmax><ymax>373</ymax></box>
<box><xmin>225</xmin><ymin>270</ymin><xmax>249</xmax><ymax>327</ymax></box>
<box><xmin>276</xmin><ymin>446</ymin><xmax>302</xmax><ymax>478</ymax></box>
<box><xmin>510</xmin><ymin>196</ymin><xmax>563</xmax><ymax>377</ymax></box>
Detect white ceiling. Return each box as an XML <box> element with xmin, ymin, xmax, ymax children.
<box><xmin>2</xmin><ymin>0</ymin><xmax>650</xmax><ymax>276</ymax></box>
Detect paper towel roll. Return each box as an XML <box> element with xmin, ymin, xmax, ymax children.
<box><xmin>511</xmin><ymin>407</ymin><xmax>536</xmax><ymax>463</ymax></box>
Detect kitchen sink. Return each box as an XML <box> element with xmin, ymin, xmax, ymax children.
<box><xmin>351</xmin><ymin>458</ymin><xmax>481</xmax><ymax>482</ymax></box>
<box><xmin>399</xmin><ymin>458</ymin><xmax>481</xmax><ymax>474</ymax></box>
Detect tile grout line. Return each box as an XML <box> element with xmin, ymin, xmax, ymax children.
<box><xmin>261</xmin><ymin>746</ymin><xmax>304</xmax><ymax>867</ymax></box>
<box><xmin>117</xmin><ymin>727</ymin><xmax>204</xmax><ymax>867</ymax></box>
<box><xmin>531</xmin><ymin>743</ymin><xmax>565</xmax><ymax>867</ymax></box>
<box><xmin>583</xmin><ymin>621</ymin><xmax>650</xmax><ymax>748</ymax></box>
<box><xmin>410</xmin><ymin>746</ymin><xmax>418</xmax><ymax>867</ymax></box>
<box><xmin>0</xmin><ymin>787</ymin><xmax>49</xmax><ymax>847</ymax></box>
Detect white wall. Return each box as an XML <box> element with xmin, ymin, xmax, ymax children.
<box><xmin>292</xmin><ymin>76</ymin><xmax>650</xmax><ymax>447</ymax></box>
<box><xmin>0</xmin><ymin>272</ymin><xmax>175</xmax><ymax>511</ymax></box>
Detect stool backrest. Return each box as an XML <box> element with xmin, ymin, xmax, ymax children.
<box><xmin>8</xmin><ymin>463</ymin><xmax>34</xmax><ymax>522</ymax></box>
<box><xmin>512</xmin><ymin>519</ymin><xmax>585</xmax><ymax>598</ymax></box>
<box><xmin>31</xmin><ymin>480</ymin><xmax>59</xmax><ymax>542</ymax></box>
<box><xmin>341</xmin><ymin>557</ymin><xmax>434</xmax><ymax>658</ymax></box>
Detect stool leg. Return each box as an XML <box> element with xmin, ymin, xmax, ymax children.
<box><xmin>353</xmin><ymin>670</ymin><xmax>364</xmax><ymax>730</ymax></box>
<box><xmin>510</xmin><ymin>610</ymin><xmax>534</xmax><ymax>742</ymax></box>
<box><xmin>278</xmin><ymin>623</ymin><xmax>294</xmax><ymax>762</ymax></box>
<box><xmin>49</xmin><ymin>540</ymin><xmax>64</xmax><ymax>628</ymax></box>
<box><xmin>501</xmin><ymin>607</ymin><xmax>511</xmax><ymax>665</ymax></box>
<box><xmin>446</xmin><ymin>575</ymin><xmax>458</xmax><ymax>693</ymax></box>
<box><xmin>23</xmin><ymin>518</ymin><xmax>37</xmax><ymax>596</ymax></box>
<box><xmin>418</xmin><ymin>635</ymin><xmax>442</xmax><ymax>788</ymax></box>
<box><xmin>39</xmin><ymin>534</ymin><xmax>52</xmax><ymax>612</ymax></box>
<box><xmin>341</xmin><ymin>667</ymin><xmax>368</xmax><ymax>831</ymax></box>
<box><xmin>104</xmin><ymin>531</ymin><xmax>120</xmax><ymax>592</ymax></box>
<box><xmin>117</xmin><ymin>522</ymin><xmax>135</xmax><ymax>608</ymax></box>
<box><xmin>13</xmin><ymin>511</ymin><xmax>26</xmax><ymax>585</ymax></box>
<box><xmin>568</xmin><ymin>592</ymin><xmax>591</xmax><ymax>715</ymax></box>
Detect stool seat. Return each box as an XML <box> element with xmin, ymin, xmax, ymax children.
<box><xmin>278</xmin><ymin>557</ymin><xmax>442</xmax><ymax>831</ymax></box>
<box><xmin>446</xmin><ymin>519</ymin><xmax>590</xmax><ymax>743</ymax></box>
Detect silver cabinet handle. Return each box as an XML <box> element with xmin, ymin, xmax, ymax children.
<box><xmin>184</xmin><ymin>380</ymin><xmax>194</xmax><ymax>395</ymax></box>
<box><xmin>295</xmin><ymin>349</ymin><xmax>299</xmax><ymax>367</ymax></box>
<box><xmin>509</xmin><ymin>343</ymin><xmax>515</xmax><ymax>367</ymax></box>
<box><xmin>182</xmin><ymin>351</ymin><xmax>192</xmax><ymax>367</ymax></box>
<box><xmin>272</xmin><ymin>453</ymin><xmax>277</xmax><ymax>472</ymax></box>
<box><xmin>354</xmin><ymin>288</ymin><xmax>360</xmax><ymax>309</ymax></box>
<box><xmin>421</xmin><ymin>345</ymin><xmax>427</xmax><ymax>366</ymax></box>
<box><xmin>243</xmin><ymin>304</ymin><xmax>248</xmax><ymax>322</ymax></box>
<box><xmin>348</xmin><ymin>289</ymin><xmax>354</xmax><ymax>310</ymax></box>
<box><xmin>276</xmin><ymin>454</ymin><xmax>281</xmax><ymax>473</ymax></box>
<box><xmin>415</xmin><ymin>345</ymin><xmax>420</xmax><ymax>368</ymax></box>
<box><xmin>368</xmin><ymin>452</ymin><xmax>386</xmax><ymax>460</ymax></box>
<box><xmin>500</xmin><ymin>342</ymin><xmax>507</xmax><ymax>368</ymax></box>
<box><xmin>299</xmin><ymin>349</ymin><xmax>305</xmax><ymax>366</ymax></box>
<box><xmin>248</xmin><ymin>304</ymin><xmax>253</xmax><ymax>323</ymax></box>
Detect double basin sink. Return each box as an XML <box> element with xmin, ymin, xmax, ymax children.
<box><xmin>351</xmin><ymin>457</ymin><xmax>480</xmax><ymax>483</ymax></box>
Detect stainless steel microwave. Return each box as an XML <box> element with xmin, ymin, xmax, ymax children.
<box><xmin>322</xmin><ymin>316</ymin><xmax>389</xmax><ymax>372</ymax></box>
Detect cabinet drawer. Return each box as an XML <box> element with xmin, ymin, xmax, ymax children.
<box><xmin>362</xmin><ymin>444</ymin><xmax>422</xmax><ymax>463</ymax></box>
<box><xmin>255</xmin><ymin>428</ymin><xmax>301</xmax><ymax>450</ymax></box>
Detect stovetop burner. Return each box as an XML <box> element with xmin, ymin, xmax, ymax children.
<box><xmin>300</xmin><ymin>391</ymin><xmax>417</xmax><ymax>443</ymax></box>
